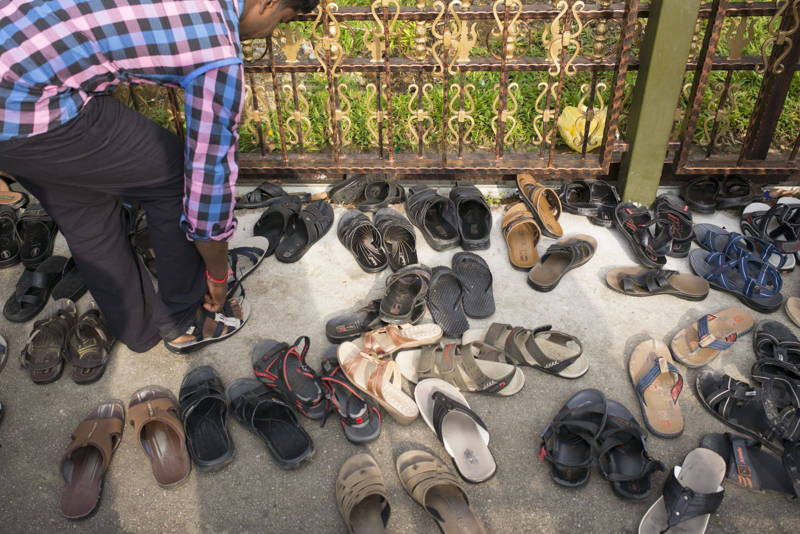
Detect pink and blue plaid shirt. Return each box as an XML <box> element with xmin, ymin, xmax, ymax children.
<box><xmin>0</xmin><ymin>0</ymin><xmax>246</xmax><ymax>241</ymax></box>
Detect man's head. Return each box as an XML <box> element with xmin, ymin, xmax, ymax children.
<box><xmin>239</xmin><ymin>0</ymin><xmax>320</xmax><ymax>40</ymax></box>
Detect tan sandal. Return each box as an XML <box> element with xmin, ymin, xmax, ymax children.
<box><xmin>0</xmin><ymin>171</ymin><xmax>28</xmax><ymax>209</ymax></box>
<box><xmin>60</xmin><ymin>401</ymin><xmax>124</xmax><ymax>519</ymax></box>
<box><xmin>606</xmin><ymin>266</ymin><xmax>709</xmax><ymax>300</ymax></box>
<box><xmin>354</xmin><ymin>322</ymin><xmax>442</xmax><ymax>357</ymax></box>
<box><xmin>336</xmin><ymin>454</ymin><xmax>391</xmax><ymax>534</ymax></box>
<box><xmin>669</xmin><ymin>306</ymin><xmax>754</xmax><ymax>368</ymax></box>
<box><xmin>629</xmin><ymin>339</ymin><xmax>684</xmax><ymax>439</ymax></box>
<box><xmin>501</xmin><ymin>202</ymin><xmax>541</xmax><ymax>269</ymax></box>
<box><xmin>396</xmin><ymin>450</ymin><xmax>486</xmax><ymax>534</ymax></box>
<box><xmin>786</xmin><ymin>297</ymin><xmax>800</xmax><ymax>328</ymax></box>
<box><xmin>337</xmin><ymin>341</ymin><xmax>419</xmax><ymax>424</ymax></box>
<box><xmin>516</xmin><ymin>173</ymin><xmax>563</xmax><ymax>238</ymax></box>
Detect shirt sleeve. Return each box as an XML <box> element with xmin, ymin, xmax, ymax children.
<box><xmin>180</xmin><ymin>62</ymin><xmax>243</xmax><ymax>241</ymax></box>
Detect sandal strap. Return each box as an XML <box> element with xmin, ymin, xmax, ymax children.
<box><xmin>63</xmin><ymin>415</ymin><xmax>123</xmax><ymax>475</ymax></box>
<box><xmin>418</xmin><ymin>343</ymin><xmax>515</xmax><ymax>394</ymax></box>
<box><xmin>704</xmin><ymin>375</ymin><xmax>759</xmax><ymax>419</ymax></box>
<box><xmin>619</xmin><ymin>269</ymin><xmax>676</xmax><ymax>294</ymax></box>
<box><xmin>697</xmin><ymin>314</ymin><xmax>738</xmax><ymax>351</ymax></box>
<box><xmin>506</xmin><ymin>326</ymin><xmax>582</xmax><ymax>374</ymax></box>
<box><xmin>635</xmin><ymin>358</ymin><xmax>683</xmax><ymax>403</ymax></box>
<box><xmin>597</xmin><ymin>427</ymin><xmax>664</xmax><ymax>482</ymax></box>
<box><xmin>362</xmin><ymin>325</ymin><xmax>414</xmax><ymax>356</ymax></box>
<box><xmin>431</xmin><ymin>391</ymin><xmax>488</xmax><ymax>445</ymax></box>
<box><xmin>399</xmin><ymin>456</ymin><xmax>465</xmax><ymax>506</ymax></box>
<box><xmin>662</xmin><ymin>468</ymin><xmax>724</xmax><ymax>531</ymax></box>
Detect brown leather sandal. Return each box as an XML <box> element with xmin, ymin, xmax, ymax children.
<box><xmin>20</xmin><ymin>299</ymin><xmax>77</xmax><ymax>384</ymax></box>
<box><xmin>66</xmin><ymin>305</ymin><xmax>115</xmax><ymax>385</ymax></box>
<box><xmin>128</xmin><ymin>386</ymin><xmax>191</xmax><ymax>488</ymax></box>
<box><xmin>60</xmin><ymin>401</ymin><xmax>124</xmax><ymax>519</ymax></box>
<box><xmin>336</xmin><ymin>454</ymin><xmax>391</xmax><ymax>534</ymax></box>
<box><xmin>501</xmin><ymin>202</ymin><xmax>541</xmax><ymax>269</ymax></box>
<box><xmin>516</xmin><ymin>173</ymin><xmax>563</xmax><ymax>238</ymax></box>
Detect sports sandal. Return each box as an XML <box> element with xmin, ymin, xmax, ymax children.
<box><xmin>396</xmin><ymin>341</ymin><xmax>525</xmax><ymax>396</ymax></box>
<box><xmin>52</xmin><ymin>257</ymin><xmax>88</xmax><ymax>302</ymax></box>
<box><xmin>65</xmin><ymin>305</ymin><xmax>115</xmax><ymax>385</ymax></box>
<box><xmin>226</xmin><ymin>378</ymin><xmax>314</xmax><ymax>469</ymax></box>
<box><xmin>253</xmin><ymin>195</ymin><xmax>303</xmax><ymax>257</ymax></box>
<box><xmin>235</xmin><ymin>181</ymin><xmax>292</xmax><ymax>209</ymax></box>
<box><xmin>740</xmin><ymin>202</ymin><xmax>800</xmax><ymax>255</ymax></box>
<box><xmin>527</xmin><ymin>234</ymin><xmax>597</xmax><ymax>292</ymax></box>
<box><xmin>653</xmin><ymin>194</ymin><xmax>694</xmax><ymax>258</ymax></box>
<box><xmin>354</xmin><ymin>322</ymin><xmax>443</xmax><ymax>357</ymax></box>
<box><xmin>321</xmin><ymin>355</ymin><xmax>382</xmax><ymax>444</ymax></box>
<box><xmin>374</xmin><ymin>208</ymin><xmax>417</xmax><ymax>270</ymax></box>
<box><xmin>638</xmin><ymin>448</ymin><xmax>725</xmax><ymax>534</ymax></box>
<box><xmin>358</xmin><ymin>180</ymin><xmax>404</xmax><ymax>212</ymax></box>
<box><xmin>404</xmin><ymin>186</ymin><xmax>460</xmax><ymax>251</ymax></box>
<box><xmin>597</xmin><ymin>399</ymin><xmax>664</xmax><ymax>500</ymax></box>
<box><xmin>60</xmin><ymin>401</ymin><xmax>124</xmax><ymax>519</ymax></box>
<box><xmin>700</xmin><ymin>432</ymin><xmax>797</xmax><ymax>497</ymax></box>
<box><xmin>0</xmin><ymin>173</ymin><xmax>28</xmax><ymax>209</ymax></box>
<box><xmin>128</xmin><ymin>386</ymin><xmax>191</xmax><ymax>487</ymax></box>
<box><xmin>452</xmin><ymin>252</ymin><xmax>494</xmax><ymax>318</ymax></box>
<box><xmin>614</xmin><ymin>203</ymin><xmax>666</xmax><ymax>269</ymax></box>
<box><xmin>558</xmin><ymin>178</ymin><xmax>620</xmax><ymax>227</ymax></box>
<box><xmin>380</xmin><ymin>264</ymin><xmax>430</xmax><ymax>323</ymax></box>
<box><xmin>17</xmin><ymin>203</ymin><xmax>58</xmax><ymax>269</ymax></box>
<box><xmin>501</xmin><ymin>202</ymin><xmax>540</xmax><ymax>270</ymax></box>
<box><xmin>606</xmin><ymin>267</ymin><xmax>709</xmax><ymax>300</ymax></box>
<box><xmin>680</xmin><ymin>176</ymin><xmax>719</xmax><ymax>214</ymax></box>
<box><xmin>689</xmin><ymin>249</ymin><xmax>783</xmax><ymax>313</ymax></box>
<box><xmin>693</xmin><ymin>223</ymin><xmax>790</xmax><ymax>269</ymax></box>
<box><xmin>462</xmin><ymin>322</ymin><xmax>588</xmax><ymax>379</ymax></box>
<box><xmin>449</xmin><ymin>182</ymin><xmax>492</xmax><ymax>250</ymax></box>
<box><xmin>396</xmin><ymin>450</ymin><xmax>486</xmax><ymax>533</ymax></box>
<box><xmin>275</xmin><ymin>199</ymin><xmax>333</xmax><ymax>263</ymax></box>
<box><xmin>3</xmin><ymin>255</ymin><xmax>67</xmax><ymax>322</ymax></box>
<box><xmin>337</xmin><ymin>341</ymin><xmax>419</xmax><ymax>424</ymax></box>
<box><xmin>0</xmin><ymin>205</ymin><xmax>20</xmax><ymax>268</ymax></box>
<box><xmin>428</xmin><ymin>266</ymin><xmax>469</xmax><ymax>338</ymax></box>
<box><xmin>251</xmin><ymin>336</ymin><xmax>328</xmax><ymax>420</ymax></box>
<box><xmin>629</xmin><ymin>339</ymin><xmax>684</xmax><ymax>438</ymax></box>
<box><xmin>336</xmin><ymin>454</ymin><xmax>391</xmax><ymax>534</ymax></box>
<box><xmin>337</xmin><ymin>210</ymin><xmax>388</xmax><ymax>273</ymax></box>
<box><xmin>516</xmin><ymin>173</ymin><xmax>563</xmax><ymax>238</ymax></box>
<box><xmin>227</xmin><ymin>236</ymin><xmax>270</xmax><ymax>293</ymax></box>
<box><xmin>752</xmin><ymin>320</ymin><xmax>800</xmax><ymax>379</ymax></box>
<box><xmin>179</xmin><ymin>366</ymin><xmax>234</xmax><ymax>471</ymax></box>
<box><xmin>669</xmin><ymin>307</ymin><xmax>754</xmax><ymax>368</ymax></box>
<box><xmin>19</xmin><ymin>298</ymin><xmax>77</xmax><ymax>384</ymax></box>
<box><xmin>415</xmin><ymin>379</ymin><xmax>496</xmax><ymax>483</ymax></box>
<box><xmin>164</xmin><ymin>292</ymin><xmax>251</xmax><ymax>354</ymax></box>
<box><xmin>539</xmin><ymin>389</ymin><xmax>607</xmax><ymax>487</ymax></box>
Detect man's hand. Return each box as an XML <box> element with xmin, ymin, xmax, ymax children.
<box><xmin>194</xmin><ymin>240</ymin><xmax>230</xmax><ymax>313</ymax></box>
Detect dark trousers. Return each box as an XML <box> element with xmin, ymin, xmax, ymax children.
<box><xmin>0</xmin><ymin>95</ymin><xmax>205</xmax><ymax>352</ymax></box>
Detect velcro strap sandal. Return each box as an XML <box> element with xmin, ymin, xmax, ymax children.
<box><xmin>20</xmin><ymin>298</ymin><xmax>77</xmax><ymax>384</ymax></box>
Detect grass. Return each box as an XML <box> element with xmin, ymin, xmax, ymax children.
<box><xmin>120</xmin><ymin>5</ymin><xmax>799</xmax><ymax>158</ymax></box>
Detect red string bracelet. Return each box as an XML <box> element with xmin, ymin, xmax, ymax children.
<box><xmin>205</xmin><ymin>269</ymin><xmax>232</xmax><ymax>284</ymax></box>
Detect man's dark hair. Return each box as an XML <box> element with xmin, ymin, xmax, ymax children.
<box><xmin>259</xmin><ymin>0</ymin><xmax>320</xmax><ymax>14</ymax></box>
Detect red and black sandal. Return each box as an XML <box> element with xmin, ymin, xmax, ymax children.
<box><xmin>321</xmin><ymin>353</ymin><xmax>382</xmax><ymax>444</ymax></box>
<box><xmin>251</xmin><ymin>336</ymin><xmax>328</xmax><ymax>420</ymax></box>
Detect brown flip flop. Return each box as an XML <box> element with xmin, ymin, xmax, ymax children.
<box><xmin>669</xmin><ymin>307</ymin><xmax>754</xmax><ymax>368</ymax></box>
<box><xmin>527</xmin><ymin>234</ymin><xmax>597</xmax><ymax>291</ymax></box>
<box><xmin>60</xmin><ymin>401</ymin><xmax>124</xmax><ymax>519</ymax></box>
<box><xmin>128</xmin><ymin>386</ymin><xmax>191</xmax><ymax>488</ymax></box>
<box><xmin>606</xmin><ymin>267</ymin><xmax>709</xmax><ymax>301</ymax></box>
<box><xmin>786</xmin><ymin>297</ymin><xmax>800</xmax><ymax>328</ymax></box>
<box><xmin>629</xmin><ymin>339</ymin><xmax>684</xmax><ymax>439</ymax></box>
<box><xmin>516</xmin><ymin>173</ymin><xmax>563</xmax><ymax>238</ymax></box>
<box><xmin>501</xmin><ymin>202</ymin><xmax>540</xmax><ymax>269</ymax></box>
<box><xmin>0</xmin><ymin>172</ymin><xmax>28</xmax><ymax>209</ymax></box>
<box><xmin>396</xmin><ymin>450</ymin><xmax>486</xmax><ymax>534</ymax></box>
<box><xmin>336</xmin><ymin>454</ymin><xmax>391</xmax><ymax>533</ymax></box>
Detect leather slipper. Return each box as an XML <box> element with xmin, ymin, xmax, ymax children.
<box><xmin>516</xmin><ymin>173</ymin><xmax>563</xmax><ymax>238</ymax></box>
<box><xmin>528</xmin><ymin>234</ymin><xmax>596</xmax><ymax>292</ymax></box>
<box><xmin>501</xmin><ymin>202</ymin><xmax>540</xmax><ymax>269</ymax></box>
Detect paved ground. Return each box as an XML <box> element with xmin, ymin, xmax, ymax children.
<box><xmin>0</xmin><ymin>186</ymin><xmax>798</xmax><ymax>534</ymax></box>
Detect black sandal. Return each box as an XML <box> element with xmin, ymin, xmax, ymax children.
<box><xmin>717</xmin><ymin>175</ymin><xmax>759</xmax><ymax>210</ymax></box>
<box><xmin>559</xmin><ymin>179</ymin><xmax>620</xmax><ymax>227</ymax></box>
<box><xmin>3</xmin><ymin>255</ymin><xmax>67</xmax><ymax>323</ymax></box>
<box><xmin>452</xmin><ymin>252</ymin><xmax>494</xmax><ymax>318</ymax></box>
<box><xmin>51</xmin><ymin>257</ymin><xmax>88</xmax><ymax>302</ymax></box>
<box><xmin>405</xmin><ymin>186</ymin><xmax>460</xmax><ymax>251</ymax></box>
<box><xmin>326</xmin><ymin>299</ymin><xmax>384</xmax><ymax>343</ymax></box>
<box><xmin>614</xmin><ymin>203</ymin><xmax>666</xmax><ymax>269</ymax></box>
<box><xmin>653</xmin><ymin>194</ymin><xmax>694</xmax><ymax>258</ymax></box>
<box><xmin>253</xmin><ymin>195</ymin><xmax>303</xmax><ymax>257</ymax></box>
<box><xmin>741</xmin><ymin>203</ymin><xmax>800</xmax><ymax>255</ymax></box>
<box><xmin>235</xmin><ymin>182</ymin><xmax>295</xmax><ymax>209</ymax></box>
<box><xmin>179</xmin><ymin>366</ymin><xmax>234</xmax><ymax>471</ymax></box>
<box><xmin>681</xmin><ymin>176</ymin><xmax>719</xmax><ymax>214</ymax></box>
<box><xmin>358</xmin><ymin>180</ymin><xmax>404</xmax><ymax>212</ymax></box>
<box><xmin>374</xmin><ymin>208</ymin><xmax>417</xmax><ymax>271</ymax></box>
<box><xmin>320</xmin><ymin>354</ymin><xmax>382</xmax><ymax>444</ymax></box>
<box><xmin>336</xmin><ymin>210</ymin><xmax>388</xmax><ymax>273</ymax></box>
<box><xmin>752</xmin><ymin>320</ymin><xmax>800</xmax><ymax>379</ymax></box>
<box><xmin>275</xmin><ymin>200</ymin><xmax>333</xmax><ymax>263</ymax></box>
<box><xmin>0</xmin><ymin>205</ymin><xmax>20</xmax><ymax>269</ymax></box>
<box><xmin>380</xmin><ymin>264</ymin><xmax>430</xmax><ymax>323</ymax></box>
<box><xmin>427</xmin><ymin>266</ymin><xmax>469</xmax><ymax>338</ymax></box>
<box><xmin>17</xmin><ymin>203</ymin><xmax>58</xmax><ymax>269</ymax></box>
<box><xmin>449</xmin><ymin>183</ymin><xmax>492</xmax><ymax>250</ymax></box>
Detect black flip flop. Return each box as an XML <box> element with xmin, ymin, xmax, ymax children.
<box><xmin>681</xmin><ymin>176</ymin><xmax>719</xmax><ymax>214</ymax></box>
<box><xmin>275</xmin><ymin>200</ymin><xmax>333</xmax><ymax>263</ymax></box>
<box><xmin>253</xmin><ymin>196</ymin><xmax>303</xmax><ymax>257</ymax></box>
<box><xmin>4</xmin><ymin>255</ymin><xmax>68</xmax><ymax>323</ymax></box>
<box><xmin>450</xmin><ymin>183</ymin><xmax>492</xmax><ymax>251</ymax></box>
<box><xmin>179</xmin><ymin>366</ymin><xmax>235</xmax><ymax>471</ymax></box>
<box><xmin>452</xmin><ymin>252</ymin><xmax>494</xmax><ymax>319</ymax></box>
<box><xmin>320</xmin><ymin>353</ymin><xmax>382</xmax><ymax>444</ymax></box>
<box><xmin>427</xmin><ymin>266</ymin><xmax>469</xmax><ymax>338</ymax></box>
<box><xmin>51</xmin><ymin>258</ymin><xmax>88</xmax><ymax>302</ymax></box>
<box><xmin>358</xmin><ymin>180</ymin><xmax>404</xmax><ymax>212</ymax></box>
<box><xmin>17</xmin><ymin>203</ymin><xmax>58</xmax><ymax>269</ymax></box>
<box><xmin>380</xmin><ymin>264</ymin><xmax>431</xmax><ymax>323</ymax></box>
<box><xmin>653</xmin><ymin>194</ymin><xmax>694</xmax><ymax>258</ymax></box>
<box><xmin>374</xmin><ymin>208</ymin><xmax>417</xmax><ymax>271</ymax></box>
<box><xmin>336</xmin><ymin>210</ymin><xmax>388</xmax><ymax>273</ymax></box>
<box><xmin>0</xmin><ymin>206</ymin><xmax>20</xmax><ymax>269</ymax></box>
<box><xmin>226</xmin><ymin>378</ymin><xmax>314</xmax><ymax>470</ymax></box>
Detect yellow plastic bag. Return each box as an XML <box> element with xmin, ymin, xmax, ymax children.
<box><xmin>557</xmin><ymin>104</ymin><xmax>607</xmax><ymax>153</ymax></box>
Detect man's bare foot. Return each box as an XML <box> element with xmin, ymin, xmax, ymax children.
<box><xmin>170</xmin><ymin>299</ymin><xmax>243</xmax><ymax>344</ymax></box>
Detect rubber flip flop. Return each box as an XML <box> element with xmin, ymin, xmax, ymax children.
<box><xmin>669</xmin><ymin>307</ymin><xmax>753</xmax><ymax>368</ymax></box>
<box><xmin>639</xmin><ymin>448</ymin><xmax>726</xmax><ymax>534</ymax></box>
<box><xmin>450</xmin><ymin>182</ymin><xmax>492</xmax><ymax>250</ymax></box>
<box><xmin>501</xmin><ymin>202</ymin><xmax>540</xmax><ymax>270</ymax></box>
<box><xmin>253</xmin><ymin>195</ymin><xmax>303</xmax><ymax>257</ymax></box>
<box><xmin>452</xmin><ymin>252</ymin><xmax>494</xmax><ymax>319</ymax></box>
<box><xmin>414</xmin><ymin>378</ymin><xmax>496</xmax><ymax>483</ymax></box>
<box><xmin>606</xmin><ymin>267</ymin><xmax>709</xmax><ymax>300</ymax></box>
<box><xmin>336</xmin><ymin>454</ymin><xmax>391</xmax><ymax>534</ymax></box>
<box><xmin>527</xmin><ymin>234</ymin><xmax>596</xmax><ymax>292</ymax></box>
<box><xmin>629</xmin><ymin>339</ymin><xmax>684</xmax><ymax>439</ymax></box>
<box><xmin>427</xmin><ymin>266</ymin><xmax>469</xmax><ymax>338</ymax></box>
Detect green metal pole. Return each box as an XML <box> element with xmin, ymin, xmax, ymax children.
<box><xmin>617</xmin><ymin>0</ymin><xmax>702</xmax><ymax>205</ymax></box>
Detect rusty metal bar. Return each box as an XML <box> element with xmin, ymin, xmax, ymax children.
<box><xmin>457</xmin><ymin>72</ymin><xmax>466</xmax><ymax>158</ymax></box>
<box><xmin>268</xmin><ymin>39</ymin><xmax>289</xmax><ymax>164</ymax></box>
<box><xmin>581</xmin><ymin>70</ymin><xmax>599</xmax><ymax>158</ymax></box>
<box><xmin>441</xmin><ymin>0</ymin><xmax>452</xmax><ymax>168</ymax></box>
<box><xmin>247</xmin><ymin>73</ymin><xmax>267</xmax><ymax>156</ymax></box>
<box><xmin>323</xmin><ymin>3</ymin><xmax>341</xmax><ymax>163</ymax></box>
<box><xmin>289</xmin><ymin>73</ymin><xmax>305</xmax><ymax>154</ymax></box>
<box><xmin>704</xmin><ymin>70</ymin><xmax>733</xmax><ymax>158</ymax></box>
<box><xmin>495</xmin><ymin>0</ymin><xmax>510</xmax><ymax>161</ymax></box>
<box><xmin>376</xmin><ymin>72</ymin><xmax>385</xmax><ymax>159</ymax></box>
<box><xmin>382</xmin><ymin>2</ymin><xmax>395</xmax><ymax>164</ymax></box>
<box><xmin>416</xmin><ymin>70</ymin><xmax>424</xmax><ymax>157</ymax></box>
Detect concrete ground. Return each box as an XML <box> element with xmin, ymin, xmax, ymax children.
<box><xmin>0</xmin><ymin>187</ymin><xmax>798</xmax><ymax>534</ymax></box>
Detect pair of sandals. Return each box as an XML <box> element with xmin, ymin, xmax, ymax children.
<box><xmin>0</xmin><ymin>202</ymin><xmax>58</xmax><ymax>270</ymax></box>
<box><xmin>20</xmin><ymin>299</ymin><xmax>115</xmax><ymax>385</ymax></box>
<box><xmin>614</xmin><ymin>196</ymin><xmax>693</xmax><ymax>269</ymax></box>
<box><xmin>253</xmin><ymin>197</ymin><xmax>333</xmax><ymax>263</ymax></box>
<box><xmin>328</xmin><ymin>174</ymin><xmax>405</xmax><ymax>212</ymax></box>
<box><xmin>681</xmin><ymin>175</ymin><xmax>759</xmax><ymax>213</ymax></box>
<box><xmin>427</xmin><ymin>253</ymin><xmax>495</xmax><ymax>338</ymax></box>
<box><xmin>559</xmin><ymin>178</ymin><xmax>620</xmax><ymax>227</ymax></box>
<box><xmin>3</xmin><ymin>255</ymin><xmax>85</xmax><ymax>322</ymax></box>
<box><xmin>741</xmin><ymin>197</ymin><xmax>800</xmax><ymax>268</ymax></box>
<box><xmin>336</xmin><ymin>450</ymin><xmax>485</xmax><ymax>534</ymax></box>
<box><xmin>540</xmin><ymin>388</ymin><xmax>664</xmax><ymax>499</ymax></box>
<box><xmin>337</xmin><ymin>208</ymin><xmax>417</xmax><ymax>273</ymax></box>
<box><xmin>235</xmin><ymin>181</ymin><xmax>310</xmax><ymax>209</ymax></box>
<box><xmin>405</xmin><ymin>184</ymin><xmax>492</xmax><ymax>251</ymax></box>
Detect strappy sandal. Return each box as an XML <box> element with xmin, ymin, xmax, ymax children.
<box><xmin>3</xmin><ymin>255</ymin><xmax>67</xmax><ymax>322</ymax></box>
<box><xmin>337</xmin><ymin>210</ymin><xmax>388</xmax><ymax>273</ymax></box>
<box><xmin>462</xmin><ymin>322</ymin><xmax>588</xmax><ymax>379</ymax></box>
<box><xmin>227</xmin><ymin>236</ymin><xmax>269</xmax><ymax>294</ymax></box>
<box><xmin>449</xmin><ymin>182</ymin><xmax>492</xmax><ymax>250</ymax></box>
<box><xmin>516</xmin><ymin>173</ymin><xmax>563</xmax><ymax>238</ymax></box>
<box><xmin>404</xmin><ymin>186</ymin><xmax>460</xmax><ymax>251</ymax></box>
<box><xmin>414</xmin><ymin>379</ymin><xmax>497</xmax><ymax>483</ymax></box>
<box><xmin>275</xmin><ymin>199</ymin><xmax>333</xmax><ymax>263</ymax></box>
<box><xmin>741</xmin><ymin>202</ymin><xmax>800</xmax><ymax>255</ymax></box>
<box><xmin>559</xmin><ymin>178</ymin><xmax>620</xmax><ymax>227</ymax></box>
<box><xmin>653</xmin><ymin>194</ymin><xmax>694</xmax><ymax>258</ymax></box>
<box><xmin>501</xmin><ymin>202</ymin><xmax>540</xmax><ymax>270</ymax></box>
<box><xmin>681</xmin><ymin>176</ymin><xmax>720</xmax><ymax>214</ymax></box>
<box><xmin>321</xmin><ymin>355</ymin><xmax>382</xmax><ymax>444</ymax></box>
<box><xmin>694</xmin><ymin>223</ymin><xmax>790</xmax><ymax>270</ymax></box>
<box><xmin>373</xmin><ymin>208</ymin><xmax>417</xmax><ymax>271</ymax></box>
<box><xmin>20</xmin><ymin>298</ymin><xmax>77</xmax><ymax>384</ymax></box>
<box><xmin>614</xmin><ymin>203</ymin><xmax>666</xmax><ymax>269</ymax></box>
<box><xmin>358</xmin><ymin>180</ymin><xmax>404</xmax><ymax>212</ymax></box>
<box><xmin>336</xmin><ymin>454</ymin><xmax>391</xmax><ymax>534</ymax></box>
<box><xmin>606</xmin><ymin>267</ymin><xmax>709</xmax><ymax>300</ymax></box>
<box><xmin>0</xmin><ymin>205</ymin><xmax>20</xmax><ymax>268</ymax></box>
<box><xmin>251</xmin><ymin>336</ymin><xmax>327</xmax><ymax>420</ymax></box>
<box><xmin>253</xmin><ymin>195</ymin><xmax>303</xmax><ymax>257</ymax></box>
<box><xmin>164</xmin><ymin>292</ymin><xmax>250</xmax><ymax>354</ymax></box>
<box><xmin>337</xmin><ymin>341</ymin><xmax>419</xmax><ymax>424</ymax></box>
<box><xmin>639</xmin><ymin>448</ymin><xmax>726</xmax><ymax>534</ymax></box>
<box><xmin>235</xmin><ymin>181</ymin><xmax>292</xmax><ymax>209</ymax></box>
<box><xmin>669</xmin><ymin>307</ymin><xmax>754</xmax><ymax>368</ymax></box>
<box><xmin>66</xmin><ymin>305</ymin><xmax>115</xmax><ymax>384</ymax></box>
<box><xmin>354</xmin><ymin>322</ymin><xmax>442</xmax><ymax>357</ymax></box>
<box><xmin>396</xmin><ymin>450</ymin><xmax>486</xmax><ymax>533</ymax></box>
<box><xmin>60</xmin><ymin>402</ymin><xmax>124</xmax><ymax>519</ymax></box>
<box><xmin>629</xmin><ymin>339</ymin><xmax>684</xmax><ymax>439</ymax></box>
<box><xmin>752</xmin><ymin>373</ymin><xmax>800</xmax><ymax>444</ymax></box>
<box><xmin>380</xmin><ymin>264</ymin><xmax>430</xmax><ymax>323</ymax></box>
<box><xmin>597</xmin><ymin>399</ymin><xmax>664</xmax><ymax>500</ymax></box>
<box><xmin>527</xmin><ymin>234</ymin><xmax>597</xmax><ymax>292</ymax></box>
<box><xmin>540</xmin><ymin>388</ymin><xmax>607</xmax><ymax>487</ymax></box>
<box><xmin>396</xmin><ymin>341</ymin><xmax>525</xmax><ymax>396</ymax></box>
<box><xmin>751</xmin><ymin>320</ymin><xmax>800</xmax><ymax>380</ymax></box>
<box><xmin>0</xmin><ymin>172</ymin><xmax>28</xmax><ymax>209</ymax></box>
